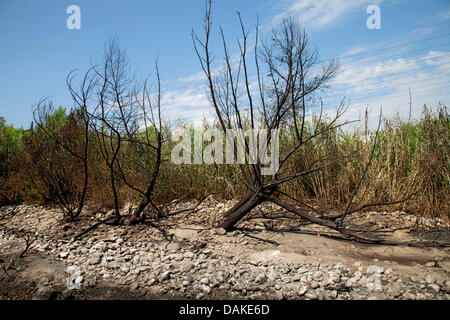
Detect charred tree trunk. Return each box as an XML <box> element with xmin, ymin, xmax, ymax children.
<box><xmin>218</xmin><ymin>187</ymin><xmax>277</xmax><ymax>230</ymax></box>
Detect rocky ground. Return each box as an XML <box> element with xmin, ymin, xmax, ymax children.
<box><xmin>0</xmin><ymin>200</ymin><xmax>449</xmax><ymax>300</ymax></box>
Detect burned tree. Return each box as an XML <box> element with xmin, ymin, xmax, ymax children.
<box><xmin>32</xmin><ymin>70</ymin><xmax>93</xmax><ymax>221</ymax></box>
<box><xmin>89</xmin><ymin>38</ymin><xmax>163</xmax><ymax>224</ymax></box>
<box><xmin>192</xmin><ymin>1</ymin><xmax>411</xmax><ymax>243</ymax></box>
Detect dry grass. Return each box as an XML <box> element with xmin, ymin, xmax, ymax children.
<box><xmin>1</xmin><ymin>105</ymin><xmax>448</xmax><ymax>223</ymax></box>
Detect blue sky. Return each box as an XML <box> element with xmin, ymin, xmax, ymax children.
<box><xmin>0</xmin><ymin>0</ymin><xmax>449</xmax><ymax>128</ymax></box>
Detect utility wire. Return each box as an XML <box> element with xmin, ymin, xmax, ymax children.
<box><xmin>332</xmin><ymin>52</ymin><xmax>450</xmax><ymax>81</ymax></box>
<box><xmin>327</xmin><ymin>33</ymin><xmax>450</xmax><ymax>62</ymax></box>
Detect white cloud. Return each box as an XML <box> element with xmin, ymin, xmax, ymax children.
<box><xmin>161</xmin><ymin>86</ymin><xmax>215</xmax><ymax>126</ymax></box>
<box><xmin>439</xmin><ymin>9</ymin><xmax>450</xmax><ymax>21</ymax></box>
<box><xmin>343</xmin><ymin>45</ymin><xmax>373</xmax><ymax>56</ymax></box>
<box><xmin>164</xmin><ymin>48</ymin><xmax>450</xmax><ymax>129</ymax></box>
<box><xmin>324</xmin><ymin>49</ymin><xmax>450</xmax><ymax>129</ymax></box>
<box><xmin>271</xmin><ymin>0</ymin><xmax>383</xmax><ymax>30</ymax></box>
<box><xmin>177</xmin><ymin>71</ymin><xmax>206</xmax><ymax>83</ymax></box>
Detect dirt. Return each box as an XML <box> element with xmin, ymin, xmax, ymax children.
<box><xmin>0</xmin><ymin>202</ymin><xmax>449</xmax><ymax>300</ymax></box>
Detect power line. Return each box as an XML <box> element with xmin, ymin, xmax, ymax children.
<box><xmin>348</xmin><ymin>84</ymin><xmax>450</xmax><ymax>105</ymax></box>
<box><xmin>325</xmin><ymin>81</ymin><xmax>450</xmax><ymax>104</ymax></box>
<box><xmin>332</xmin><ymin>56</ymin><xmax>450</xmax><ymax>84</ymax></box>
<box><xmin>331</xmin><ymin>72</ymin><xmax>450</xmax><ymax>94</ymax></box>
<box><xmin>318</xmin><ymin>42</ymin><xmax>450</xmax><ymax>67</ymax></box>
<box><xmin>334</xmin><ymin>33</ymin><xmax>450</xmax><ymax>61</ymax></box>
<box><xmin>325</xmin><ymin>73</ymin><xmax>450</xmax><ymax>99</ymax></box>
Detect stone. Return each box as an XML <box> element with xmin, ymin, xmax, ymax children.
<box><xmin>415</xmin><ymin>293</ymin><xmax>426</xmax><ymax>300</ymax></box>
<box><xmin>428</xmin><ymin>284</ymin><xmax>440</xmax><ymax>293</ymax></box>
<box><xmin>255</xmin><ymin>274</ymin><xmax>267</xmax><ymax>284</ymax></box>
<box><xmin>384</xmin><ymin>268</ymin><xmax>393</xmax><ymax>275</ymax></box>
<box><xmin>88</xmin><ymin>254</ymin><xmax>102</xmax><ymax>265</ymax></box>
<box><xmin>214</xmin><ymin>228</ymin><xmax>227</xmax><ymax>235</ymax></box>
<box><xmin>425</xmin><ymin>275</ymin><xmax>435</xmax><ymax>284</ymax></box>
<box><xmin>200</xmin><ymin>285</ymin><xmax>211</xmax><ymax>294</ymax></box>
<box><xmin>160</xmin><ymin>271</ymin><xmax>171</xmax><ymax>281</ymax></box>
<box><xmin>274</xmin><ymin>291</ymin><xmax>284</xmax><ymax>300</ymax></box>
<box><xmin>305</xmin><ymin>292</ymin><xmax>318</xmax><ymax>300</ymax></box>
<box><xmin>403</xmin><ymin>292</ymin><xmax>415</xmax><ymax>300</ymax></box>
<box><xmin>297</xmin><ymin>267</ymin><xmax>308</xmax><ymax>274</ymax></box>
<box><xmin>292</xmin><ymin>274</ymin><xmax>302</xmax><ymax>281</ymax></box>
<box><xmin>386</xmin><ymin>283</ymin><xmax>402</xmax><ymax>298</ymax></box>
<box><xmin>346</xmin><ymin>278</ymin><xmax>357</xmax><ymax>287</ymax></box>
<box><xmin>32</xmin><ymin>287</ymin><xmax>58</xmax><ymax>300</ymax></box>
<box><xmin>130</xmin><ymin>283</ymin><xmax>140</xmax><ymax>291</ymax></box>
<box><xmin>327</xmin><ymin>290</ymin><xmax>338</xmax><ymax>299</ymax></box>
<box><xmin>314</xmin><ymin>271</ymin><xmax>323</xmax><ymax>279</ymax></box>
<box><xmin>366</xmin><ymin>265</ymin><xmax>383</xmax><ymax>274</ymax></box>
<box><xmin>298</xmin><ymin>286</ymin><xmax>309</xmax><ymax>297</ymax></box>
<box><xmin>328</xmin><ymin>271</ymin><xmax>341</xmax><ymax>283</ymax></box>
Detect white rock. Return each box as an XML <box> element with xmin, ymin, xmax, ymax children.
<box><xmin>327</xmin><ymin>290</ymin><xmax>338</xmax><ymax>299</ymax></box>
<box><xmin>182</xmin><ymin>280</ymin><xmax>190</xmax><ymax>287</ymax></box>
<box><xmin>214</xmin><ymin>228</ymin><xmax>227</xmax><ymax>235</ymax></box>
<box><xmin>425</xmin><ymin>275</ymin><xmax>435</xmax><ymax>284</ymax></box>
<box><xmin>200</xmin><ymin>285</ymin><xmax>211</xmax><ymax>294</ymax></box>
<box><xmin>298</xmin><ymin>286</ymin><xmax>309</xmax><ymax>297</ymax></box>
<box><xmin>346</xmin><ymin>278</ymin><xmax>357</xmax><ymax>287</ymax></box>
<box><xmin>160</xmin><ymin>271</ymin><xmax>171</xmax><ymax>281</ymax></box>
<box><xmin>428</xmin><ymin>284</ymin><xmax>440</xmax><ymax>293</ymax></box>
<box><xmin>255</xmin><ymin>274</ymin><xmax>267</xmax><ymax>284</ymax></box>
<box><xmin>274</xmin><ymin>291</ymin><xmax>284</xmax><ymax>300</ymax></box>
<box><xmin>366</xmin><ymin>265</ymin><xmax>384</xmax><ymax>274</ymax></box>
<box><xmin>305</xmin><ymin>292</ymin><xmax>317</xmax><ymax>300</ymax></box>
<box><xmin>88</xmin><ymin>254</ymin><xmax>102</xmax><ymax>265</ymax></box>
<box><xmin>384</xmin><ymin>268</ymin><xmax>393</xmax><ymax>275</ymax></box>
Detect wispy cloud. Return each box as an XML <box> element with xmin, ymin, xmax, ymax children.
<box><xmin>177</xmin><ymin>71</ymin><xmax>206</xmax><ymax>83</ymax></box>
<box><xmin>420</xmin><ymin>9</ymin><xmax>450</xmax><ymax>24</ymax></box>
<box><xmin>161</xmin><ymin>86</ymin><xmax>214</xmax><ymax>126</ymax></box>
<box><xmin>324</xmin><ymin>49</ymin><xmax>450</xmax><ymax>128</ymax></box>
<box><xmin>439</xmin><ymin>9</ymin><xmax>450</xmax><ymax>21</ymax></box>
<box><xmin>271</xmin><ymin>0</ymin><xmax>383</xmax><ymax>30</ymax></box>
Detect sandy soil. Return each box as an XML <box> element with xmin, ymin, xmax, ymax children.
<box><xmin>0</xmin><ymin>202</ymin><xmax>448</xmax><ymax>300</ymax></box>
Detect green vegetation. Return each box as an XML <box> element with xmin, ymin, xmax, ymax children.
<box><xmin>0</xmin><ymin>104</ymin><xmax>448</xmax><ymax>222</ymax></box>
